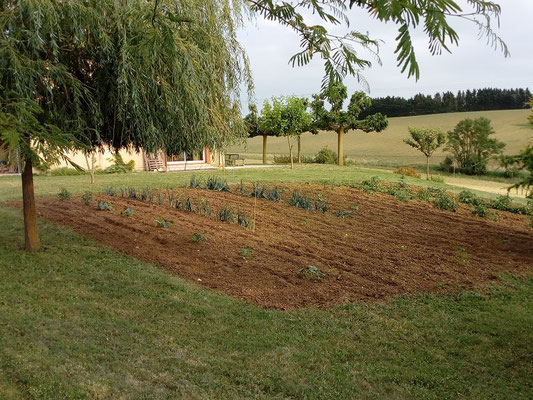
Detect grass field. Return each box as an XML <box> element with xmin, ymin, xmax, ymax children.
<box><xmin>228</xmin><ymin>109</ymin><xmax>533</xmax><ymax>167</ymax></box>
<box><xmin>1</xmin><ymin>167</ymin><xmax>532</xmax><ymax>398</ymax></box>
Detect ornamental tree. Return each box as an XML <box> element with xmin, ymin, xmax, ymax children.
<box><xmin>310</xmin><ymin>83</ymin><xmax>388</xmax><ymax>166</ymax></box>
<box><xmin>404</xmin><ymin>128</ymin><xmax>446</xmax><ymax>179</ymax></box>
<box><xmin>1</xmin><ymin>0</ymin><xmax>250</xmax><ymax>250</ymax></box>
<box><xmin>282</xmin><ymin>97</ymin><xmax>316</xmax><ymax>168</ymax></box>
<box><xmin>245</xmin><ymin>104</ymin><xmax>275</xmax><ymax>165</ymax></box>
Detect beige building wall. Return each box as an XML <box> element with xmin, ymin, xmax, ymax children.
<box><xmin>53</xmin><ymin>147</ymin><xmax>145</xmax><ymax>171</ymax></box>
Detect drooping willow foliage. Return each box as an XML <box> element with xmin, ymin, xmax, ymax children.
<box><xmin>0</xmin><ymin>0</ymin><xmax>252</xmax><ymax>156</ymax></box>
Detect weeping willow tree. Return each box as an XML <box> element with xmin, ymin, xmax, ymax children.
<box><xmin>0</xmin><ymin>0</ymin><xmax>251</xmax><ymax>250</ymax></box>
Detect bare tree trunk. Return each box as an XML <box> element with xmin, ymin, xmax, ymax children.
<box><xmin>287</xmin><ymin>136</ymin><xmax>294</xmax><ymax>169</ymax></box>
<box><xmin>22</xmin><ymin>157</ymin><xmax>39</xmax><ymax>251</ymax></box>
<box><xmin>337</xmin><ymin>127</ymin><xmax>345</xmax><ymax>166</ymax></box>
<box><xmin>84</xmin><ymin>152</ymin><xmax>96</xmax><ymax>184</ymax></box>
<box><xmin>297</xmin><ymin>135</ymin><xmax>302</xmax><ymax>164</ymax></box>
<box><xmin>262</xmin><ymin>135</ymin><xmax>267</xmax><ymax>165</ymax></box>
<box><xmin>426</xmin><ymin>156</ymin><xmax>430</xmax><ymax>180</ymax></box>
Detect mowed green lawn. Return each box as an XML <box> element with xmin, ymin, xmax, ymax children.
<box><xmin>1</xmin><ymin>167</ymin><xmax>532</xmax><ymax>399</ymax></box>
<box><xmin>228</xmin><ymin>109</ymin><xmax>533</xmax><ymax>166</ymax></box>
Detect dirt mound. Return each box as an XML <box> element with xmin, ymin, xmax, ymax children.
<box><xmin>25</xmin><ymin>184</ymin><xmax>533</xmax><ymax>309</ymax></box>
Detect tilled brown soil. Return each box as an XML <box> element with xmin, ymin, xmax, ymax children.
<box><xmin>21</xmin><ymin>184</ymin><xmax>533</xmax><ymax>309</ymax></box>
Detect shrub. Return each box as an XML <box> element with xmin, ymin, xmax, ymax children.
<box><xmin>360</xmin><ymin>176</ymin><xmax>383</xmax><ymax>193</ymax></box>
<box><xmin>266</xmin><ymin>186</ymin><xmax>281</xmax><ymax>202</ymax></box>
<box><xmin>298</xmin><ymin>265</ymin><xmax>323</xmax><ymax>281</ymax></box>
<box><xmin>489</xmin><ymin>195</ymin><xmax>532</xmax><ymax>215</ymax></box>
<box><xmin>121</xmin><ymin>207</ymin><xmax>135</xmax><ymax>217</ymax></box>
<box><xmin>458</xmin><ymin>190</ymin><xmax>476</xmax><ymax>204</ymax></box>
<box><xmin>81</xmin><ymin>191</ymin><xmax>92</xmax><ymax>206</ymax></box>
<box><xmin>431</xmin><ymin>191</ymin><xmax>457</xmax><ymax>212</ymax></box>
<box><xmin>430</xmin><ymin>175</ymin><xmax>444</xmax><ymax>183</ymax></box>
<box><xmin>314</xmin><ymin>146</ymin><xmax>337</xmax><ymax>164</ymax></box>
<box><xmin>190</xmin><ymin>175</ymin><xmax>202</xmax><ymax>188</ymax></box>
<box><xmin>273</xmin><ymin>154</ymin><xmax>293</xmax><ymax>164</ymax></box>
<box><xmin>206</xmin><ymin>176</ymin><xmax>230</xmax><ymax>192</ymax></box>
<box><xmin>155</xmin><ymin>216</ymin><xmax>173</xmax><ymax>228</ymax></box>
<box><xmin>290</xmin><ymin>191</ymin><xmax>312</xmax><ymax>211</ymax></box>
<box><xmin>192</xmin><ymin>232</ymin><xmax>208</xmax><ymax>243</ymax></box>
<box><xmin>471</xmin><ymin>201</ymin><xmax>498</xmax><ymax>220</ymax></box>
<box><xmin>49</xmin><ymin>167</ymin><xmax>86</xmax><ymax>176</ymax></box>
<box><xmin>387</xmin><ymin>180</ymin><xmax>412</xmax><ymax>202</ymax></box>
<box><xmin>217</xmin><ymin>207</ymin><xmax>235</xmax><ymax>223</ymax></box>
<box><xmin>57</xmin><ymin>188</ymin><xmax>71</xmax><ymax>200</ymax></box>
<box><xmin>104</xmin><ymin>153</ymin><xmax>135</xmax><ymax>174</ymax></box>
<box><xmin>104</xmin><ymin>186</ymin><xmax>116</xmax><ymax>196</ymax></box>
<box><xmin>393</xmin><ymin>167</ymin><xmax>420</xmax><ymax>179</ymax></box>
<box><xmin>97</xmin><ymin>201</ymin><xmax>113</xmax><ymax>211</ymax></box>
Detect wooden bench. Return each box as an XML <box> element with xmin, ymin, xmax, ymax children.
<box><xmin>226</xmin><ymin>153</ymin><xmax>244</xmax><ymax>166</ymax></box>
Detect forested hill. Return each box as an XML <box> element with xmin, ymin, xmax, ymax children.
<box><xmin>360</xmin><ymin>88</ymin><xmax>531</xmax><ymax>118</ymax></box>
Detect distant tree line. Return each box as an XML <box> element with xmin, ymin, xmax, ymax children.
<box><xmin>360</xmin><ymin>88</ymin><xmax>532</xmax><ymax>118</ymax></box>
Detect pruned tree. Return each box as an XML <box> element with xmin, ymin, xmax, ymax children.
<box><xmin>311</xmin><ymin>82</ymin><xmax>388</xmax><ymax>166</ymax></box>
<box><xmin>282</xmin><ymin>97</ymin><xmax>316</xmax><ymax>167</ymax></box>
<box><xmin>1</xmin><ymin>0</ymin><xmax>250</xmax><ymax>250</ymax></box>
<box><xmin>445</xmin><ymin>118</ymin><xmax>505</xmax><ymax>175</ymax></box>
<box><xmin>245</xmin><ymin>104</ymin><xmax>272</xmax><ymax>165</ymax></box>
<box><xmin>404</xmin><ymin>128</ymin><xmax>446</xmax><ymax>179</ymax></box>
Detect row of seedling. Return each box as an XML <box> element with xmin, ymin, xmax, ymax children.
<box><xmin>458</xmin><ymin>190</ymin><xmax>532</xmax><ymax>221</ymax></box>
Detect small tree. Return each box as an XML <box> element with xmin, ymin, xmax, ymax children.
<box><xmin>282</xmin><ymin>97</ymin><xmax>315</xmax><ymax>168</ymax></box>
<box><xmin>311</xmin><ymin>83</ymin><xmax>388</xmax><ymax>166</ymax></box>
<box><xmin>445</xmin><ymin>117</ymin><xmax>505</xmax><ymax>175</ymax></box>
<box><xmin>404</xmin><ymin>128</ymin><xmax>446</xmax><ymax>179</ymax></box>
<box><xmin>244</xmin><ymin>104</ymin><xmax>277</xmax><ymax>165</ymax></box>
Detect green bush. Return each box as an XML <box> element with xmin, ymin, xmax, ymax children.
<box><xmin>81</xmin><ymin>191</ymin><xmax>92</xmax><ymax>206</ymax></box>
<box><xmin>104</xmin><ymin>153</ymin><xmax>135</xmax><ymax>174</ymax></box>
<box><xmin>431</xmin><ymin>191</ymin><xmax>457</xmax><ymax>212</ymax></box>
<box><xmin>57</xmin><ymin>188</ymin><xmax>71</xmax><ymax>200</ymax></box>
<box><xmin>471</xmin><ymin>201</ymin><xmax>498</xmax><ymax>220</ymax></box>
<box><xmin>458</xmin><ymin>190</ymin><xmax>476</xmax><ymax>204</ymax></box>
<box><xmin>155</xmin><ymin>216</ymin><xmax>173</xmax><ymax>228</ymax></box>
<box><xmin>387</xmin><ymin>180</ymin><xmax>412</xmax><ymax>202</ymax></box>
<box><xmin>49</xmin><ymin>167</ymin><xmax>86</xmax><ymax>176</ymax></box>
<box><xmin>393</xmin><ymin>167</ymin><xmax>420</xmax><ymax>179</ymax></box>
<box><xmin>314</xmin><ymin>146</ymin><xmax>337</xmax><ymax>164</ymax></box>
<box><xmin>360</xmin><ymin>176</ymin><xmax>383</xmax><ymax>193</ymax></box>
<box><xmin>192</xmin><ymin>232</ymin><xmax>208</xmax><ymax>243</ymax></box>
<box><xmin>298</xmin><ymin>265</ymin><xmax>323</xmax><ymax>281</ymax></box>
<box><xmin>430</xmin><ymin>175</ymin><xmax>444</xmax><ymax>183</ymax></box>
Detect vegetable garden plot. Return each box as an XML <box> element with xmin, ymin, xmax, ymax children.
<box><xmin>21</xmin><ymin>183</ymin><xmax>533</xmax><ymax>309</ymax></box>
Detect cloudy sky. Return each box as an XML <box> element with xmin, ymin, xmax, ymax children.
<box><xmin>238</xmin><ymin>1</ymin><xmax>533</xmax><ymax>106</ymax></box>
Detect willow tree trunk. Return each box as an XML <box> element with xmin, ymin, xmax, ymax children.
<box><xmin>22</xmin><ymin>157</ymin><xmax>39</xmax><ymax>251</ymax></box>
<box><xmin>337</xmin><ymin>126</ymin><xmax>345</xmax><ymax>166</ymax></box>
<box><xmin>297</xmin><ymin>136</ymin><xmax>302</xmax><ymax>164</ymax></box>
<box><xmin>287</xmin><ymin>136</ymin><xmax>294</xmax><ymax>169</ymax></box>
<box><xmin>262</xmin><ymin>134</ymin><xmax>267</xmax><ymax>165</ymax></box>
<box><xmin>426</xmin><ymin>156</ymin><xmax>430</xmax><ymax>180</ymax></box>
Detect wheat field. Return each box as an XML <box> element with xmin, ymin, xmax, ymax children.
<box><xmin>228</xmin><ymin>109</ymin><xmax>532</xmax><ymax>167</ymax></box>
